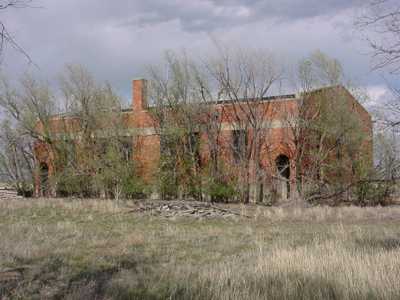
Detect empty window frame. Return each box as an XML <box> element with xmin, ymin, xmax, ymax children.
<box><xmin>232</xmin><ymin>129</ymin><xmax>247</xmax><ymax>163</ymax></box>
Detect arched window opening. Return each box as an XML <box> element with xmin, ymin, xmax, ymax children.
<box><xmin>40</xmin><ymin>162</ymin><xmax>49</xmax><ymax>197</ymax></box>
<box><xmin>275</xmin><ymin>155</ymin><xmax>290</xmax><ymax>199</ymax></box>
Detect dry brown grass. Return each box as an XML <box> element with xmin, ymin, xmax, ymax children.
<box><xmin>1</xmin><ymin>198</ymin><xmax>400</xmax><ymax>299</ymax></box>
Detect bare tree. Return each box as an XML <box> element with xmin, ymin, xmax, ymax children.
<box><xmin>286</xmin><ymin>51</ymin><xmax>371</xmax><ymax>203</ymax></box>
<box><xmin>356</xmin><ymin>1</ymin><xmax>400</xmax><ymax>187</ymax></box>
<box><xmin>206</xmin><ymin>46</ymin><xmax>283</xmax><ymax>202</ymax></box>
<box><xmin>147</xmin><ymin>51</ymin><xmax>211</xmax><ymax>199</ymax></box>
<box><xmin>375</xmin><ymin>129</ymin><xmax>400</xmax><ymax>180</ymax></box>
<box><xmin>357</xmin><ymin>0</ymin><xmax>400</xmax><ymax>73</ymax></box>
<box><xmin>0</xmin><ymin>73</ymin><xmax>55</xmax><ymax>194</ymax></box>
<box><xmin>0</xmin><ymin>0</ymin><xmax>34</xmax><ymax>63</ymax></box>
<box><xmin>0</xmin><ymin>65</ymin><xmax>142</xmax><ymax>199</ymax></box>
<box><xmin>286</xmin><ymin>51</ymin><xmax>345</xmax><ymax>196</ymax></box>
<box><xmin>147</xmin><ymin>47</ymin><xmax>284</xmax><ymax>203</ymax></box>
<box><xmin>191</xmin><ymin>64</ymin><xmax>227</xmax><ymax>201</ymax></box>
<box><xmin>356</xmin><ymin>1</ymin><xmax>400</xmax><ymax>130</ymax></box>
<box><xmin>0</xmin><ymin>120</ymin><xmax>34</xmax><ymax>193</ymax></box>
<box><xmin>56</xmin><ymin>64</ymin><xmax>138</xmax><ymax>199</ymax></box>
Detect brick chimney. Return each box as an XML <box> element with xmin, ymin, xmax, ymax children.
<box><xmin>132</xmin><ymin>79</ymin><xmax>148</xmax><ymax>111</ymax></box>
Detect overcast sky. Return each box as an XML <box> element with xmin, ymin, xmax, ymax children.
<box><xmin>1</xmin><ymin>0</ymin><xmax>398</xmax><ymax>107</ymax></box>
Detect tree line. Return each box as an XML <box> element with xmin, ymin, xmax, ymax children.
<box><xmin>0</xmin><ymin>47</ymin><xmax>392</xmax><ymax>205</ymax></box>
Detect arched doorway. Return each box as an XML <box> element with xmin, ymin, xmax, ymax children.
<box><xmin>39</xmin><ymin>162</ymin><xmax>49</xmax><ymax>197</ymax></box>
<box><xmin>276</xmin><ymin>155</ymin><xmax>290</xmax><ymax>200</ymax></box>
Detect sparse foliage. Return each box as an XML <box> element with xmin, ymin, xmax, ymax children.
<box><xmin>148</xmin><ymin>47</ymin><xmax>284</xmax><ymax>203</ymax></box>
<box><xmin>357</xmin><ymin>0</ymin><xmax>400</xmax><ymax>73</ymax></box>
<box><xmin>288</xmin><ymin>51</ymin><xmax>373</xmax><ymax>204</ymax></box>
<box><xmin>356</xmin><ymin>1</ymin><xmax>400</xmax><ymax>199</ymax></box>
<box><xmin>0</xmin><ymin>74</ymin><xmax>55</xmax><ymax>194</ymax></box>
<box><xmin>0</xmin><ymin>65</ymin><xmax>144</xmax><ymax>199</ymax></box>
<box><xmin>0</xmin><ymin>0</ymin><xmax>34</xmax><ymax>63</ymax></box>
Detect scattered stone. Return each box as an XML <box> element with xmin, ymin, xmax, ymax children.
<box><xmin>128</xmin><ymin>200</ymin><xmax>250</xmax><ymax>219</ymax></box>
<box><xmin>0</xmin><ymin>187</ymin><xmax>23</xmax><ymax>200</ymax></box>
<box><xmin>0</xmin><ymin>183</ymin><xmax>23</xmax><ymax>200</ymax></box>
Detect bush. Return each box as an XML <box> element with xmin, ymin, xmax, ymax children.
<box><xmin>353</xmin><ymin>180</ymin><xmax>395</xmax><ymax>206</ymax></box>
<box><xmin>204</xmin><ymin>180</ymin><xmax>237</xmax><ymax>203</ymax></box>
<box><xmin>121</xmin><ymin>177</ymin><xmax>148</xmax><ymax>199</ymax></box>
<box><xmin>56</xmin><ymin>173</ymin><xmax>95</xmax><ymax>198</ymax></box>
<box><xmin>16</xmin><ymin>182</ymin><xmax>34</xmax><ymax>197</ymax></box>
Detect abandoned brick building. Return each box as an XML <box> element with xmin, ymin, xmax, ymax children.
<box><xmin>34</xmin><ymin>79</ymin><xmax>373</xmax><ymax>202</ymax></box>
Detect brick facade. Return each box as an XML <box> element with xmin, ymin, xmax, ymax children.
<box><xmin>34</xmin><ymin>79</ymin><xmax>373</xmax><ymax>201</ymax></box>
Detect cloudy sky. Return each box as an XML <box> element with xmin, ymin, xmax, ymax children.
<box><xmin>1</xmin><ymin>0</ymin><xmax>397</xmax><ymax>106</ymax></box>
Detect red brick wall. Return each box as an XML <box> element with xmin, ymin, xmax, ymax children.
<box><xmin>34</xmin><ymin>80</ymin><xmax>373</xmax><ymax>198</ymax></box>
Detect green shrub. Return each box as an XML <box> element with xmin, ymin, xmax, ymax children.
<box><xmin>121</xmin><ymin>177</ymin><xmax>148</xmax><ymax>199</ymax></box>
<box><xmin>353</xmin><ymin>180</ymin><xmax>395</xmax><ymax>206</ymax></box>
<box><xmin>158</xmin><ymin>156</ymin><xmax>179</xmax><ymax>200</ymax></box>
<box><xmin>16</xmin><ymin>182</ymin><xmax>34</xmax><ymax>197</ymax></box>
<box><xmin>204</xmin><ymin>180</ymin><xmax>237</xmax><ymax>203</ymax></box>
<box><xmin>56</xmin><ymin>173</ymin><xmax>95</xmax><ymax>198</ymax></box>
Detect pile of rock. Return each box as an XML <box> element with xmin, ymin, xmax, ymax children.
<box><xmin>0</xmin><ymin>187</ymin><xmax>23</xmax><ymax>200</ymax></box>
<box><xmin>130</xmin><ymin>200</ymin><xmax>248</xmax><ymax>219</ymax></box>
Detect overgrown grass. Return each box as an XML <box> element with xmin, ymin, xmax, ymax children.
<box><xmin>1</xmin><ymin>198</ymin><xmax>400</xmax><ymax>299</ymax></box>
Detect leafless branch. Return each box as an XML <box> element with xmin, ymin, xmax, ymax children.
<box><xmin>0</xmin><ymin>0</ymin><xmax>35</xmax><ymax>64</ymax></box>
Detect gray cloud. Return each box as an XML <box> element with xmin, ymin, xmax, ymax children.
<box><xmin>117</xmin><ymin>0</ymin><xmax>362</xmax><ymax>32</ymax></box>
<box><xmin>0</xmin><ymin>0</ymin><xmax>393</xmax><ymax>107</ymax></box>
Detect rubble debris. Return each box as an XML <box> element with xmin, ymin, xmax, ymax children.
<box><xmin>128</xmin><ymin>200</ymin><xmax>250</xmax><ymax>219</ymax></box>
<box><xmin>0</xmin><ymin>187</ymin><xmax>23</xmax><ymax>200</ymax></box>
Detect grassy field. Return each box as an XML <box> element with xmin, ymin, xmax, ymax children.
<box><xmin>1</xmin><ymin>198</ymin><xmax>400</xmax><ymax>299</ymax></box>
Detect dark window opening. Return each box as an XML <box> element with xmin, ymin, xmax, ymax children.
<box><xmin>258</xmin><ymin>182</ymin><xmax>264</xmax><ymax>203</ymax></box>
<box><xmin>276</xmin><ymin>154</ymin><xmax>290</xmax><ymax>197</ymax></box>
<box><xmin>40</xmin><ymin>162</ymin><xmax>49</xmax><ymax>197</ymax></box>
<box><xmin>232</xmin><ymin>129</ymin><xmax>248</xmax><ymax>163</ymax></box>
<box><xmin>94</xmin><ymin>137</ymin><xmax>133</xmax><ymax>162</ymax></box>
<box><xmin>120</xmin><ymin>138</ymin><xmax>133</xmax><ymax>161</ymax></box>
<box><xmin>64</xmin><ymin>140</ymin><xmax>76</xmax><ymax>167</ymax></box>
<box><xmin>95</xmin><ymin>138</ymin><xmax>108</xmax><ymax>157</ymax></box>
<box><xmin>276</xmin><ymin>155</ymin><xmax>290</xmax><ymax>179</ymax></box>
